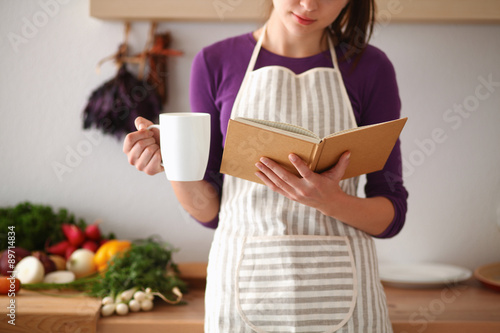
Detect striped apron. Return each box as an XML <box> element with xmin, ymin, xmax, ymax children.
<box><xmin>205</xmin><ymin>25</ymin><xmax>393</xmax><ymax>333</ymax></box>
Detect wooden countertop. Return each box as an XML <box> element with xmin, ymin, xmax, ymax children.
<box><xmin>385</xmin><ymin>280</ymin><xmax>500</xmax><ymax>333</ymax></box>
<box><xmin>0</xmin><ymin>289</ymin><xmax>101</xmax><ymax>333</ymax></box>
<box><xmin>1</xmin><ymin>262</ymin><xmax>499</xmax><ymax>333</ymax></box>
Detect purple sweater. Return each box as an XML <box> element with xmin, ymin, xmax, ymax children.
<box><xmin>189</xmin><ymin>33</ymin><xmax>408</xmax><ymax>238</ymax></box>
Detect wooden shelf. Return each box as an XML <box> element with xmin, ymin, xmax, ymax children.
<box><xmin>89</xmin><ymin>0</ymin><xmax>268</xmax><ymax>22</ymax></box>
<box><xmin>90</xmin><ymin>0</ymin><xmax>500</xmax><ymax>23</ymax></box>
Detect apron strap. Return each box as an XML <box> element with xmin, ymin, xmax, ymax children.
<box><xmin>329</xmin><ymin>37</ymin><xmax>358</xmax><ymax>128</ymax></box>
<box><xmin>231</xmin><ymin>23</ymin><xmax>357</xmax><ymax>127</ymax></box>
<box><xmin>230</xmin><ymin>24</ymin><xmax>267</xmax><ymax>120</ymax></box>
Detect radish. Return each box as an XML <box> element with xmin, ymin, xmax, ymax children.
<box><xmin>62</xmin><ymin>224</ymin><xmax>85</xmax><ymax>247</ymax></box>
<box><xmin>66</xmin><ymin>249</ymin><xmax>96</xmax><ymax>279</ymax></box>
<box><xmin>82</xmin><ymin>240</ymin><xmax>99</xmax><ymax>253</ymax></box>
<box><xmin>46</xmin><ymin>240</ymin><xmax>70</xmax><ymax>257</ymax></box>
<box><xmin>43</xmin><ymin>271</ymin><xmax>75</xmax><ymax>284</ymax></box>
<box><xmin>14</xmin><ymin>256</ymin><xmax>45</xmax><ymax>284</ymax></box>
<box><xmin>84</xmin><ymin>221</ymin><xmax>102</xmax><ymax>241</ymax></box>
<box><xmin>65</xmin><ymin>244</ymin><xmax>77</xmax><ymax>260</ymax></box>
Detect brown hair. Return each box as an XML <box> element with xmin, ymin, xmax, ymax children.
<box><xmin>329</xmin><ymin>0</ymin><xmax>376</xmax><ymax>64</ymax></box>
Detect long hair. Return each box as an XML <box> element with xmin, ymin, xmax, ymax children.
<box><xmin>329</xmin><ymin>0</ymin><xmax>376</xmax><ymax>64</ymax></box>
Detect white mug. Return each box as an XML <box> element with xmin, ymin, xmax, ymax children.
<box><xmin>148</xmin><ymin>113</ymin><xmax>210</xmax><ymax>181</ymax></box>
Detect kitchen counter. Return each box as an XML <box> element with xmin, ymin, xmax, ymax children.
<box><xmin>1</xmin><ymin>262</ymin><xmax>499</xmax><ymax>333</ymax></box>
<box><xmin>385</xmin><ymin>280</ymin><xmax>500</xmax><ymax>333</ymax></box>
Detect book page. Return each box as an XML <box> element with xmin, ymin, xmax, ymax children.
<box><xmin>322</xmin><ymin>123</ymin><xmax>377</xmax><ymax>140</ymax></box>
<box><xmin>236</xmin><ymin>117</ymin><xmax>320</xmax><ymax>142</ymax></box>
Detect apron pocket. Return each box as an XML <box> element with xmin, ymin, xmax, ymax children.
<box><xmin>235</xmin><ymin>235</ymin><xmax>358</xmax><ymax>333</ymax></box>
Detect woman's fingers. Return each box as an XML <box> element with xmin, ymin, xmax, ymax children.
<box><xmin>134</xmin><ymin>116</ymin><xmax>154</xmax><ymax>130</ymax></box>
<box><xmin>257</xmin><ymin>157</ymin><xmax>296</xmax><ymax>186</ymax></box>
<box><xmin>123</xmin><ymin>130</ymin><xmax>154</xmax><ymax>155</ymax></box>
<box><xmin>128</xmin><ymin>137</ymin><xmax>158</xmax><ymax>169</ymax></box>
<box><xmin>136</xmin><ymin>144</ymin><xmax>163</xmax><ymax>175</ymax></box>
<box><xmin>324</xmin><ymin>151</ymin><xmax>351</xmax><ymax>180</ymax></box>
<box><xmin>288</xmin><ymin>154</ymin><xmax>315</xmax><ymax>179</ymax></box>
<box><xmin>123</xmin><ymin>117</ymin><xmax>163</xmax><ymax>175</ymax></box>
<box><xmin>134</xmin><ymin>116</ymin><xmax>160</xmax><ymax>142</ymax></box>
<box><xmin>255</xmin><ymin>163</ymin><xmax>290</xmax><ymax>197</ymax></box>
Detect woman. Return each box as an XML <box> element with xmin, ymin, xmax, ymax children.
<box><xmin>124</xmin><ymin>0</ymin><xmax>408</xmax><ymax>331</ymax></box>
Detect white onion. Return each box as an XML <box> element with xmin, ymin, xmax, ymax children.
<box><xmin>102</xmin><ymin>296</ymin><xmax>114</xmax><ymax>305</ymax></box>
<box><xmin>43</xmin><ymin>271</ymin><xmax>75</xmax><ymax>284</ymax></box>
<box><xmin>128</xmin><ymin>299</ymin><xmax>141</xmax><ymax>312</ymax></box>
<box><xmin>133</xmin><ymin>290</ymin><xmax>146</xmax><ymax>302</ymax></box>
<box><xmin>117</xmin><ymin>287</ymin><xmax>137</xmax><ymax>303</ymax></box>
<box><xmin>140</xmin><ymin>299</ymin><xmax>154</xmax><ymax>311</ymax></box>
<box><xmin>101</xmin><ymin>304</ymin><xmax>115</xmax><ymax>317</ymax></box>
<box><xmin>14</xmin><ymin>256</ymin><xmax>45</xmax><ymax>284</ymax></box>
<box><xmin>115</xmin><ymin>303</ymin><xmax>129</xmax><ymax>316</ymax></box>
<box><xmin>66</xmin><ymin>249</ymin><xmax>96</xmax><ymax>279</ymax></box>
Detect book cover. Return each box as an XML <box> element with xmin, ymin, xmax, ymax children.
<box><xmin>220</xmin><ymin>117</ymin><xmax>407</xmax><ymax>184</ymax></box>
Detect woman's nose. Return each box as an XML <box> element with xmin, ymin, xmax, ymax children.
<box><xmin>299</xmin><ymin>0</ymin><xmax>319</xmax><ymax>11</ymax></box>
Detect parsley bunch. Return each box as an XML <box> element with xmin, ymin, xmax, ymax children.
<box><xmin>0</xmin><ymin>202</ymin><xmax>86</xmax><ymax>251</ymax></box>
<box><xmin>88</xmin><ymin>237</ymin><xmax>187</xmax><ymax>301</ymax></box>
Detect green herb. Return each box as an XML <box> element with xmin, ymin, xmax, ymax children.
<box><xmin>20</xmin><ymin>274</ymin><xmax>101</xmax><ymax>293</ymax></box>
<box><xmin>0</xmin><ymin>202</ymin><xmax>84</xmax><ymax>251</ymax></box>
<box><xmin>89</xmin><ymin>237</ymin><xmax>187</xmax><ymax>301</ymax></box>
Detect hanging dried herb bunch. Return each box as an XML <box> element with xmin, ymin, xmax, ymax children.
<box><xmin>82</xmin><ymin>22</ymin><xmax>182</xmax><ymax>139</ymax></box>
<box><xmin>82</xmin><ymin>58</ymin><xmax>162</xmax><ymax>139</ymax></box>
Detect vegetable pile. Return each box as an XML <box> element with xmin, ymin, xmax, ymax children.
<box><xmin>0</xmin><ymin>202</ymin><xmax>117</xmax><ymax>285</ymax></box>
<box><xmin>0</xmin><ymin>202</ymin><xmax>187</xmax><ymax>317</ymax></box>
<box><xmin>21</xmin><ymin>238</ymin><xmax>187</xmax><ymax>317</ymax></box>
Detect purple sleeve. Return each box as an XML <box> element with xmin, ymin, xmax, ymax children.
<box><xmin>189</xmin><ymin>49</ymin><xmax>223</xmax><ymax>229</ymax></box>
<box><xmin>355</xmin><ymin>52</ymin><xmax>408</xmax><ymax>238</ymax></box>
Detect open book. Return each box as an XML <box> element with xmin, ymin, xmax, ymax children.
<box><xmin>220</xmin><ymin>117</ymin><xmax>407</xmax><ymax>184</ymax></box>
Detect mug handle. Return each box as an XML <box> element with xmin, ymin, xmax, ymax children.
<box><xmin>146</xmin><ymin>124</ymin><xmax>164</xmax><ymax>167</ymax></box>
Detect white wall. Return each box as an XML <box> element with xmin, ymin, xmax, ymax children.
<box><xmin>1</xmin><ymin>0</ymin><xmax>499</xmax><ymax>269</ymax></box>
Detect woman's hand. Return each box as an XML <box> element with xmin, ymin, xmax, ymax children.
<box><xmin>255</xmin><ymin>151</ymin><xmax>351</xmax><ymax>218</ymax></box>
<box><xmin>123</xmin><ymin>117</ymin><xmax>164</xmax><ymax>175</ymax></box>
<box><xmin>123</xmin><ymin>117</ymin><xmax>220</xmax><ymax>223</ymax></box>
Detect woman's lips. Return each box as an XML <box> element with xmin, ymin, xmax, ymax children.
<box><xmin>292</xmin><ymin>13</ymin><xmax>316</xmax><ymax>25</ymax></box>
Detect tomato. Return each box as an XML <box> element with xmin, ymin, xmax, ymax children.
<box><xmin>0</xmin><ymin>276</ymin><xmax>21</xmax><ymax>294</ymax></box>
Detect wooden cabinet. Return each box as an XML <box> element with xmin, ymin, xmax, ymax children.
<box><xmin>89</xmin><ymin>0</ymin><xmax>500</xmax><ymax>23</ymax></box>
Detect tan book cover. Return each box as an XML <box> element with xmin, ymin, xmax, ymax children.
<box><xmin>220</xmin><ymin>117</ymin><xmax>408</xmax><ymax>184</ymax></box>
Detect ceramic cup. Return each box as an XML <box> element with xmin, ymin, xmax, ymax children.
<box><xmin>148</xmin><ymin>112</ymin><xmax>210</xmax><ymax>181</ymax></box>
